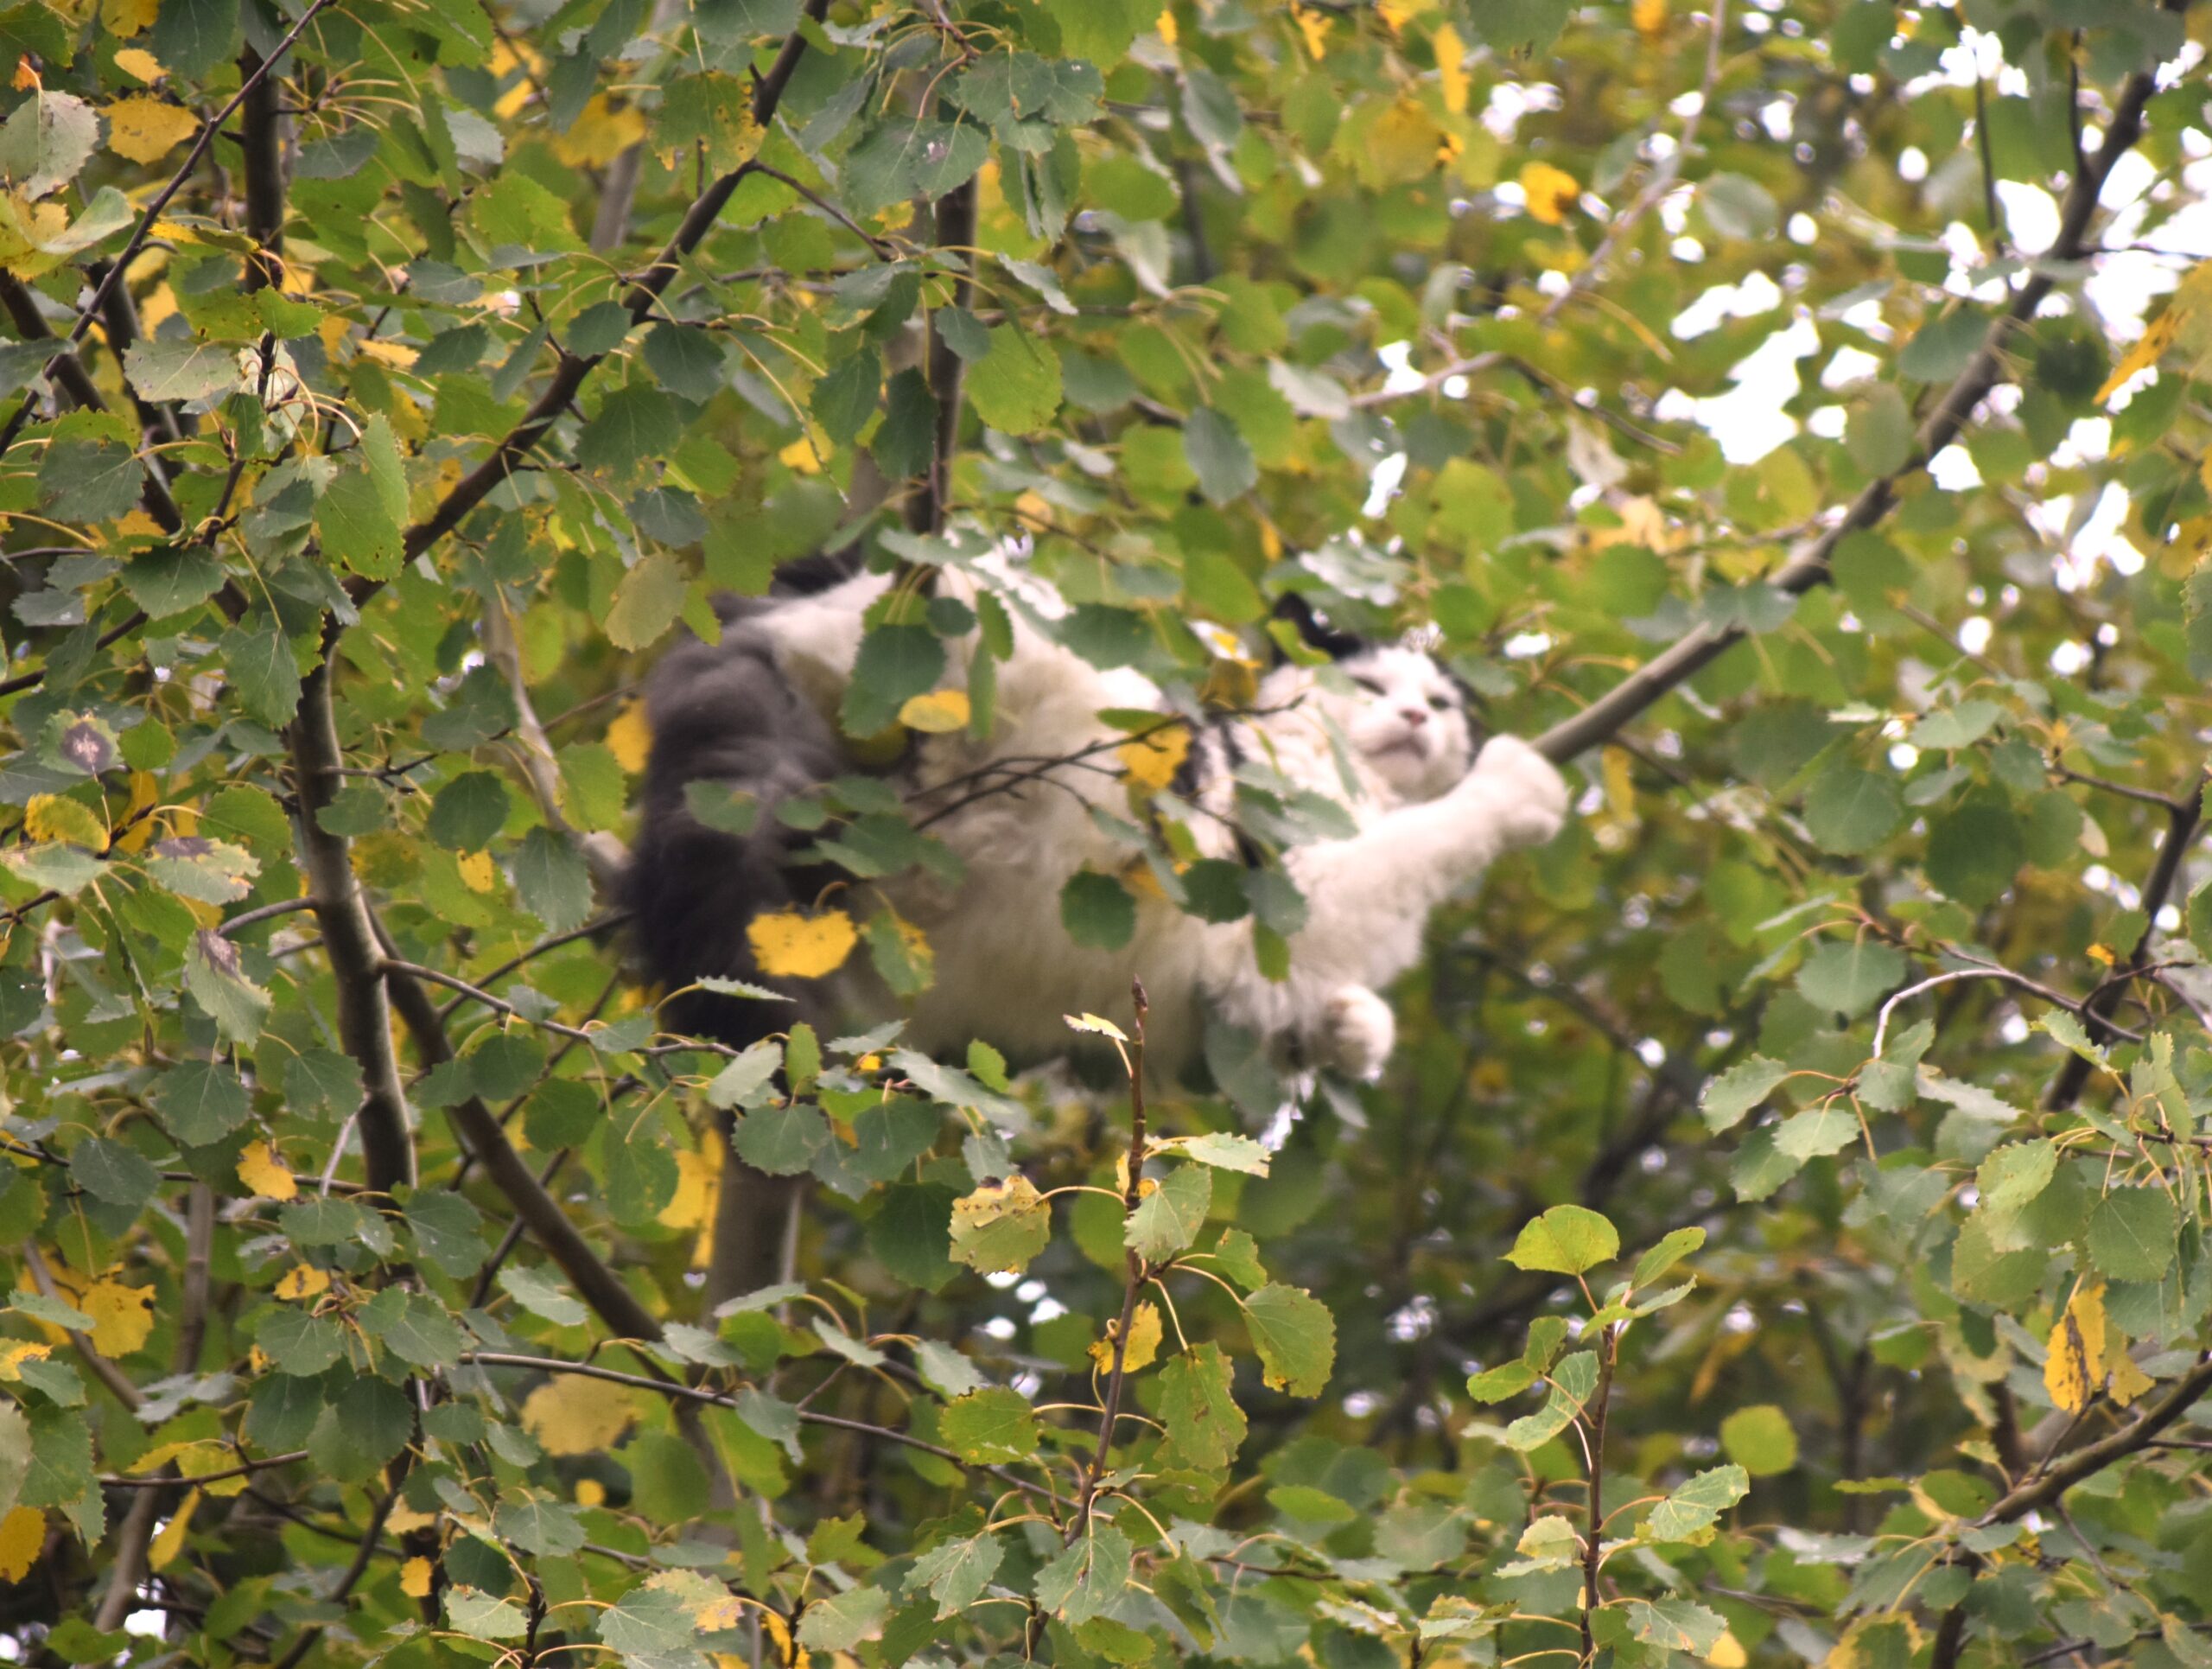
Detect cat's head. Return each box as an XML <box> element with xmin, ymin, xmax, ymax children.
<box><xmin>1269</xmin><ymin>596</ymin><xmax>1478</xmax><ymax>800</ymax></box>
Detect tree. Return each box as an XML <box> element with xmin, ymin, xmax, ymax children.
<box><xmin>0</xmin><ymin>0</ymin><xmax>2208</xmax><ymax>1665</ymax></box>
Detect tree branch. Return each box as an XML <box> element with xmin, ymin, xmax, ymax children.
<box><xmin>1071</xmin><ymin>979</ymin><xmax>1148</xmax><ymax>1542</ymax></box>
<box><xmin>907</xmin><ymin>178</ymin><xmax>978</xmax><ymax>536</ymax></box>
<box><xmin>287</xmin><ymin>656</ymin><xmax>416</xmax><ymax>1195</ymax></box>
<box><xmin>1532</xmin><ymin>33</ymin><xmax>2172</xmax><ymax>767</ymax></box>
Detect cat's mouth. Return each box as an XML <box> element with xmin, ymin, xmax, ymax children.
<box><xmin>1367</xmin><ymin>732</ymin><xmax>1432</xmax><ymax>761</ymax></box>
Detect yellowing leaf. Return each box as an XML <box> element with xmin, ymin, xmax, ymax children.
<box><xmin>457</xmin><ymin>850</ymin><xmax>498</xmax><ymax>894</ymax></box>
<box><xmin>747</xmin><ymin>908</ymin><xmax>857</xmax><ymax>979</ymax></box>
<box><xmin>1155</xmin><ymin>8</ymin><xmax>1176</xmax><ymax>45</ymax></box>
<box><xmin>1376</xmin><ymin>0</ymin><xmax>1415</xmax><ymax>29</ymax></box>
<box><xmin>400</xmin><ymin>1556</ymin><xmax>435</xmax><ymax>1598</ymax></box>
<box><xmin>520</xmin><ymin>1374</ymin><xmax>638</xmax><ymax>1456</ymax></box>
<box><xmin>1088</xmin><ymin>1300</ymin><xmax>1162</xmax><ymax>1374</ymax></box>
<box><xmin>551</xmin><ymin>95</ymin><xmax>647</xmax><ymax>167</ymax></box>
<box><xmin>1633</xmin><ymin>0</ymin><xmax>1668</xmax><ymax>36</ymax></box>
<box><xmin>357</xmin><ymin>338</ymin><xmax>418</xmax><ymax>369</ymax></box>
<box><xmin>1521</xmin><ymin>161</ymin><xmax>1580</xmax><ymax>225</ymax></box>
<box><xmin>1290</xmin><ymin>3</ymin><xmax>1330</xmax><ymax>57</ymax></box>
<box><xmin>0</xmin><ymin>1340</ymin><xmax>51</xmax><ymax>1380</ymax></box>
<box><xmin>148</xmin><ymin>1487</ymin><xmax>198</xmax><ymax>1570</ymax></box>
<box><xmin>115</xmin><ymin>770</ymin><xmax>159</xmax><ymax>852</ymax></box>
<box><xmin>0</xmin><ymin>1507</ymin><xmax>43</xmax><ymax>1582</ymax></box>
<box><xmin>575</xmin><ymin>1477</ymin><xmax>606</xmax><ymax>1507</ymax></box>
<box><xmin>1433</xmin><ymin>23</ymin><xmax>1469</xmax><ymax>113</ymax></box>
<box><xmin>606</xmin><ymin>702</ymin><xmax>652</xmax><ymax>774</ymax></box>
<box><xmin>81</xmin><ymin>1279</ymin><xmax>156</xmax><ymax>1357</ymax></box>
<box><xmin>1120</xmin><ymin>724</ymin><xmax>1190</xmax><ymax>791</ymax></box>
<box><xmin>111</xmin><ymin>48</ymin><xmax>164</xmax><ymax>82</ymax></box>
<box><xmin>105</xmin><ymin>97</ymin><xmax>200</xmax><ymax>165</ymax></box>
<box><xmin>2107</xmin><ymin>1349</ymin><xmax>2154</xmax><ymax>1408</ymax></box>
<box><xmin>104</xmin><ymin>0</ymin><xmax>157</xmax><ymax>35</ymax></box>
<box><xmin>237</xmin><ymin>1140</ymin><xmax>298</xmax><ymax>1201</ymax></box>
<box><xmin>24</xmin><ymin>793</ymin><xmax>104</xmax><ymax>848</ymax></box>
<box><xmin>658</xmin><ymin>1135</ymin><xmax>721</xmax><ymax>1231</ymax></box>
<box><xmin>2044</xmin><ymin>1283</ymin><xmax>2107</xmax><ymax>1415</ymax></box>
<box><xmin>779</xmin><ymin>434</ymin><xmax>827</xmax><ymax>474</ymax></box>
<box><xmin>1706</xmin><ymin>1631</ymin><xmax>1747</xmax><ymax>1669</ymax></box>
<box><xmin>274</xmin><ymin>1263</ymin><xmax>328</xmax><ymax>1301</ymax></box>
<box><xmin>899</xmin><ymin>689</ymin><xmax>971</xmax><ymax>734</ymax></box>
<box><xmin>1366</xmin><ymin>99</ymin><xmax>1445</xmax><ymax>188</ymax></box>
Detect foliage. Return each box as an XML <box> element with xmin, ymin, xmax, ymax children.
<box><xmin>0</xmin><ymin>0</ymin><xmax>2208</xmax><ymax>1666</ymax></box>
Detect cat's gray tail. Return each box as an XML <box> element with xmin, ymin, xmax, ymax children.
<box><xmin>620</xmin><ymin>599</ymin><xmax>845</xmax><ymax>1048</ymax></box>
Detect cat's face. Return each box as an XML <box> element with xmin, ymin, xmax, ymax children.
<box><xmin>1313</xmin><ymin>645</ymin><xmax>1477</xmax><ymax>799</ymax></box>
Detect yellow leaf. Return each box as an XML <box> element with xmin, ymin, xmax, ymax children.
<box><xmin>400</xmin><ymin>1556</ymin><xmax>435</xmax><ymax>1598</ymax></box>
<box><xmin>490</xmin><ymin>36</ymin><xmax>545</xmax><ymax>120</ymax></box>
<box><xmin>105</xmin><ymin>97</ymin><xmax>200</xmax><ymax>165</ymax></box>
<box><xmin>0</xmin><ymin>1506</ymin><xmax>42</xmax><ymax>1582</ymax></box>
<box><xmin>658</xmin><ymin>1135</ymin><xmax>721</xmax><ymax>1231</ymax></box>
<box><xmin>358</xmin><ymin>338</ymin><xmax>418</xmax><ymax>369</ymax></box>
<box><xmin>1433</xmin><ymin>23</ymin><xmax>1469</xmax><ymax>114</ymax></box>
<box><xmin>520</xmin><ymin>1374</ymin><xmax>638</xmax><ymax>1456</ymax></box>
<box><xmin>0</xmin><ymin>1340</ymin><xmax>50</xmax><ymax>1381</ymax></box>
<box><xmin>1365</xmin><ymin>99</ymin><xmax>1445</xmax><ymax>188</ymax></box>
<box><xmin>2044</xmin><ymin>1284</ymin><xmax>2107</xmax><ymax>1415</ymax></box>
<box><xmin>237</xmin><ymin>1140</ymin><xmax>298</xmax><ymax>1201</ymax></box>
<box><xmin>112</xmin><ymin>47</ymin><xmax>164</xmax><ymax>82</ymax></box>
<box><xmin>1376</xmin><ymin>0</ymin><xmax>1415</xmax><ymax>29</ymax></box>
<box><xmin>1155</xmin><ymin>8</ymin><xmax>1176</xmax><ymax>45</ymax></box>
<box><xmin>574</xmin><ymin>1477</ymin><xmax>606</xmax><ymax>1507</ymax></box>
<box><xmin>606</xmin><ymin>702</ymin><xmax>652</xmax><ymax>774</ymax></box>
<box><xmin>385</xmin><ymin>1504</ymin><xmax>435</xmax><ymax>1534</ymax></box>
<box><xmin>1633</xmin><ymin>0</ymin><xmax>1668</xmax><ymax>37</ymax></box>
<box><xmin>1290</xmin><ymin>3</ymin><xmax>1330</xmax><ymax>58</ymax></box>
<box><xmin>104</xmin><ymin>0</ymin><xmax>157</xmax><ymax>35</ymax></box>
<box><xmin>275</xmin><ymin>1263</ymin><xmax>328</xmax><ymax>1301</ymax></box>
<box><xmin>550</xmin><ymin>94</ymin><xmax>647</xmax><ymax>167</ymax></box>
<box><xmin>1119</xmin><ymin>724</ymin><xmax>1190</xmax><ymax>792</ymax></box>
<box><xmin>2107</xmin><ymin>1350</ymin><xmax>2155</xmax><ymax>1408</ymax></box>
<box><xmin>81</xmin><ymin>1279</ymin><xmax>155</xmax><ymax>1357</ymax></box>
<box><xmin>24</xmin><ymin>793</ymin><xmax>105</xmax><ymax>849</ymax></box>
<box><xmin>115</xmin><ymin>770</ymin><xmax>160</xmax><ymax>853</ymax></box>
<box><xmin>148</xmin><ymin>1487</ymin><xmax>198</xmax><ymax>1570</ymax></box>
<box><xmin>1706</xmin><ymin>1631</ymin><xmax>1747</xmax><ymax>1669</ymax></box>
<box><xmin>457</xmin><ymin>850</ymin><xmax>498</xmax><ymax>894</ymax></box>
<box><xmin>2096</xmin><ymin>260</ymin><xmax>2212</xmax><ymax>403</ymax></box>
<box><xmin>1520</xmin><ymin>161</ymin><xmax>1580</xmax><ymax>225</ymax></box>
<box><xmin>1088</xmin><ymin>1300</ymin><xmax>1162</xmax><ymax>1374</ymax></box>
<box><xmin>1601</xmin><ymin>746</ymin><xmax>1637</xmax><ymax>824</ymax></box>
<box><xmin>779</xmin><ymin>434</ymin><xmax>827</xmax><ymax>474</ymax></box>
<box><xmin>899</xmin><ymin>689</ymin><xmax>971</xmax><ymax>734</ymax></box>
<box><xmin>747</xmin><ymin>908</ymin><xmax>857</xmax><ymax>979</ymax></box>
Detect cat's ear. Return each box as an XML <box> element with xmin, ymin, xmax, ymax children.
<box><xmin>1269</xmin><ymin>590</ymin><xmax>1364</xmax><ymax>661</ymax></box>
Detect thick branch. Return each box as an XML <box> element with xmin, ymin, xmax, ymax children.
<box><xmin>238</xmin><ymin>43</ymin><xmax>289</xmax><ymax>292</ymax></box>
<box><xmin>907</xmin><ymin>178</ymin><xmax>978</xmax><ymax>536</ymax></box>
<box><xmin>1532</xmin><ymin>36</ymin><xmax>2171</xmax><ymax>767</ymax></box>
<box><xmin>288</xmin><ymin>657</ymin><xmax>416</xmax><ymax>1195</ymax></box>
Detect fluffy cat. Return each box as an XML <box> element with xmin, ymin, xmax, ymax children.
<box><xmin>624</xmin><ymin>567</ymin><xmax>1569</xmax><ymax>1083</ymax></box>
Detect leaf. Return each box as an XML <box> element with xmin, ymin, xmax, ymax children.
<box><xmin>906</xmin><ymin>1531</ymin><xmax>1004</xmax><ymax>1620</ymax></box>
<box><xmin>185</xmin><ymin>931</ymin><xmax>270</xmax><ymax>1043</ymax></box>
<box><xmin>448</xmin><ymin>1585</ymin><xmax>530</xmax><ymax>1641</ymax></box>
<box><xmin>79</xmin><ymin>1280</ymin><xmax>153</xmax><ymax>1356</ymax></box>
<box><xmin>605</xmin><ymin>551</ymin><xmax>688</xmax><ymax>651</ymax></box>
<box><xmin>2044</xmin><ymin>1283</ymin><xmax>2107</xmax><ymax>1416</ymax></box>
<box><xmin>949</xmin><ymin>1175</ymin><xmax>1052</xmax><ymax>1274</ymax></box>
<box><xmin>219</xmin><ymin>613</ymin><xmax>302</xmax><ymax>726</ymax></box>
<box><xmin>940</xmin><ymin>1387</ymin><xmax>1039</xmax><ymax>1462</ymax></box>
<box><xmin>0</xmin><ymin>1506</ymin><xmax>42</xmax><ymax>1583</ymax></box>
<box><xmin>1796</xmin><ymin>939</ymin><xmax>1904</xmax><ymax>1020</ymax></box>
<box><xmin>499</xmin><ymin>1265</ymin><xmax>588</xmax><ymax>1327</ymax></box>
<box><xmin>144</xmin><ymin>835</ymin><xmax>257</xmax><ymax>903</ymax></box>
<box><xmin>843</xmin><ymin>623</ymin><xmax>945</xmax><ymax>735</ymax></box>
<box><xmin>2085</xmin><ymin>1187</ymin><xmax>2177</xmax><ymax>1283</ymax></box>
<box><xmin>1504</xmin><ymin>1204</ymin><xmax>1620</xmax><ymax>1276</ymax></box>
<box><xmin>1125</xmin><ymin>1164</ymin><xmax>1211</xmax><ymax>1260</ymax></box>
<box><xmin>746</xmin><ymin>909</ymin><xmax>856</xmax><ymax>979</ymax></box>
<box><xmin>1643</xmin><ymin>1463</ymin><xmax>1749</xmax><ymax>1541</ymax></box>
<box><xmin>512</xmin><ymin>826</ymin><xmax>592</xmax><ymax>933</ymax></box>
<box><xmin>1976</xmin><ymin>1140</ymin><xmax>2056</xmax><ymax>1218</ymax></box>
<box><xmin>1719</xmin><ymin>1405</ymin><xmax>1798</xmax><ymax>1476</ymax></box>
<box><xmin>1183</xmin><ymin>406</ymin><xmax>1257</xmax><ymax>505</ymax></box>
<box><xmin>147</xmin><ymin>0</ymin><xmax>240</xmax><ymax>80</ymax></box>
<box><xmin>1631</xmin><ymin>1226</ymin><xmax>1706</xmax><ymax>1287</ymax></box>
<box><xmin>1700</xmin><ymin>1056</ymin><xmax>1788</xmax><ymax>1133</ymax></box>
<box><xmin>1157</xmin><ymin>1341</ymin><xmax>1247</xmax><ymax>1468</ymax></box>
<box><xmin>1172</xmin><ymin>1131</ymin><xmax>1270</xmax><ymax>1175</ymax></box>
<box><xmin>1035</xmin><ymin>1523</ymin><xmax>1133</xmax><ymax>1625</ymax></box>
<box><xmin>1242</xmin><ymin>1283</ymin><xmax>1335</xmax><ymax>1398</ymax></box>
<box><xmin>235</xmin><ymin>1141</ymin><xmax>297</xmax><ymax>1201</ymax></box>
<box><xmin>149</xmin><ymin>1059</ymin><xmax>250</xmax><ymax>1145</ymax></box>
<box><xmin>0</xmin><ymin>90</ymin><xmax>97</xmax><ymax>198</ymax></box>
<box><xmin>1087</xmin><ymin>1299</ymin><xmax>1162</xmax><ymax>1373</ymax></box>
<box><xmin>1803</xmin><ymin>766</ymin><xmax>1904</xmax><ymax>856</ymax></box>
<box><xmin>1624</xmin><ymin>1598</ymin><xmax>1728</xmax><ymax>1656</ymax></box>
<box><xmin>898</xmin><ymin>688</ymin><xmax>970</xmax><ymax>733</ymax></box>
<box><xmin>966</xmin><ymin>324</ymin><xmax>1063</xmax><ymax>434</ymax></box>
<box><xmin>1060</xmin><ymin>869</ymin><xmax>1137</xmax><ymax>950</ymax></box>
<box><xmin>120</xmin><ymin>334</ymin><xmax>237</xmax><ymax>401</ymax></box>
<box><xmin>519</xmin><ymin>1375</ymin><xmax>638</xmax><ymax>1456</ymax></box>
<box><xmin>795</xmin><ymin>1585</ymin><xmax>888</xmax><ymax>1653</ymax></box>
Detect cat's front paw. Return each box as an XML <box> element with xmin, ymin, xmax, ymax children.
<box><xmin>1468</xmin><ymin>735</ymin><xmax>1570</xmax><ymax>848</ymax></box>
<box><xmin>1318</xmin><ymin>985</ymin><xmax>1395</xmax><ymax>1080</ymax></box>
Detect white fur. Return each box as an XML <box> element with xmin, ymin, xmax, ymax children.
<box><xmin>769</xmin><ymin>572</ymin><xmax>1569</xmax><ymax>1080</ymax></box>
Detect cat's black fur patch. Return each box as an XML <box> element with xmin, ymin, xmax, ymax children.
<box><xmin>1270</xmin><ymin>590</ymin><xmax>1364</xmax><ymax>660</ymax></box>
<box><xmin>621</xmin><ymin>594</ymin><xmax>844</xmax><ymax>1047</ymax></box>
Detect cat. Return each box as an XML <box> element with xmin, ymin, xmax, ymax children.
<box><xmin>622</xmin><ymin>564</ymin><xmax>1570</xmax><ymax>1085</ymax></box>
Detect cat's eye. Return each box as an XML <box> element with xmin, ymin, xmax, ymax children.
<box><xmin>1427</xmin><ymin>695</ymin><xmax>1452</xmax><ymax>710</ymax></box>
<box><xmin>1351</xmin><ymin>675</ymin><xmax>1387</xmax><ymax>695</ymax></box>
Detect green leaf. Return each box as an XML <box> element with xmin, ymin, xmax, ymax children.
<box><xmin>1643</xmin><ymin>1463</ymin><xmax>1749</xmax><ymax>1541</ymax></box>
<box><xmin>1796</xmin><ymin>939</ymin><xmax>1905</xmax><ymax>1019</ymax></box>
<box><xmin>148</xmin><ymin>0</ymin><xmax>241</xmax><ymax>80</ymax></box>
<box><xmin>1036</xmin><ymin>1524</ymin><xmax>1133</xmax><ymax>1625</ymax></box>
<box><xmin>1126</xmin><ymin>1163</ymin><xmax>1211</xmax><ymax>1260</ymax></box>
<box><xmin>605</xmin><ymin>551</ymin><xmax>689</xmax><ymax>652</ymax></box>
<box><xmin>1183</xmin><ymin>407</ymin><xmax>1257</xmax><ymax>505</ymax></box>
<box><xmin>1504</xmin><ymin>1204</ymin><xmax>1620</xmax><ymax>1276</ymax></box>
<box><xmin>512</xmin><ymin>826</ymin><xmax>592</xmax><ymax>933</ymax></box>
<box><xmin>71</xmin><ymin>1137</ymin><xmax>159</xmax><ymax>1209</ymax></box>
<box><xmin>499</xmin><ymin>1264</ymin><xmax>588</xmax><ymax>1327</ymax></box>
<box><xmin>1173</xmin><ymin>1131</ymin><xmax>1270</xmax><ymax>1175</ymax></box>
<box><xmin>795</xmin><ymin>1586</ymin><xmax>889</xmax><ymax>1653</ymax></box>
<box><xmin>965</xmin><ymin>324</ymin><xmax>1063</xmax><ymax>435</ymax></box>
<box><xmin>1631</xmin><ymin>1226</ymin><xmax>1706</xmax><ymax>1288</ymax></box>
<box><xmin>1803</xmin><ymin>765</ymin><xmax>1904</xmax><ymax>856</ymax></box>
<box><xmin>2086</xmin><ymin>1186</ymin><xmax>2178</xmax><ymax>1283</ymax></box>
<box><xmin>1719</xmin><ymin>1404</ymin><xmax>1799</xmax><ymax>1476</ymax></box>
<box><xmin>949</xmin><ymin>1176</ymin><xmax>1052</xmax><ymax>1274</ymax></box>
<box><xmin>1623</xmin><ymin>1598</ymin><xmax>1728</xmax><ymax>1656</ymax></box>
<box><xmin>427</xmin><ymin>771</ymin><xmax>512</xmax><ymax>852</ymax></box>
<box><xmin>939</xmin><ymin>1386</ymin><xmax>1040</xmax><ymax>1462</ymax></box>
<box><xmin>185</xmin><ymin>930</ymin><xmax>270</xmax><ymax>1044</ymax></box>
<box><xmin>219</xmin><ymin>613</ymin><xmax>303</xmax><ymax>726</ymax></box>
<box><xmin>577</xmin><ymin>383</ymin><xmax>683</xmax><ymax>476</ymax></box>
<box><xmin>1060</xmin><ymin>869</ymin><xmax>1137</xmax><ymax>950</ymax></box>
<box><xmin>1700</xmin><ymin>1057</ymin><xmax>1788</xmax><ymax>1134</ymax></box>
<box><xmin>122</xmin><ymin>337</ymin><xmax>242</xmax><ymax>405</ymax></box>
<box><xmin>842</xmin><ymin>622</ymin><xmax>946</xmax><ymax>736</ymax></box>
<box><xmin>1242</xmin><ymin>1283</ymin><xmax>1335</xmax><ymax>1398</ymax></box>
<box><xmin>0</xmin><ymin>89</ymin><xmax>96</xmax><ymax>199</ymax></box>
<box><xmin>149</xmin><ymin>1060</ymin><xmax>251</xmax><ymax>1146</ymax></box>
<box><xmin>1976</xmin><ymin>1141</ymin><xmax>2056</xmax><ymax>1218</ymax></box>
<box><xmin>1924</xmin><ymin>790</ymin><xmax>2026</xmax><ymax>908</ymax></box>
<box><xmin>906</xmin><ymin>1531</ymin><xmax>1005</xmax><ymax>1620</ymax></box>
<box><xmin>1157</xmin><ymin>1341</ymin><xmax>1246</xmax><ymax>1468</ymax></box>
<box><xmin>449</xmin><ymin>1585</ymin><xmax>531</xmax><ymax>1640</ymax></box>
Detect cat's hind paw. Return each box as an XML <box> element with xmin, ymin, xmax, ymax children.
<box><xmin>1318</xmin><ymin>985</ymin><xmax>1395</xmax><ymax>1081</ymax></box>
<box><xmin>1471</xmin><ymin>734</ymin><xmax>1570</xmax><ymax>848</ymax></box>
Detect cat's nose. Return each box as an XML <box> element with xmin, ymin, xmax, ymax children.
<box><xmin>1400</xmin><ymin>707</ymin><xmax>1428</xmax><ymax>728</ymax></box>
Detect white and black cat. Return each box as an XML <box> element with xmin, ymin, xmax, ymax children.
<box><xmin>622</xmin><ymin>564</ymin><xmax>1569</xmax><ymax>1082</ymax></box>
